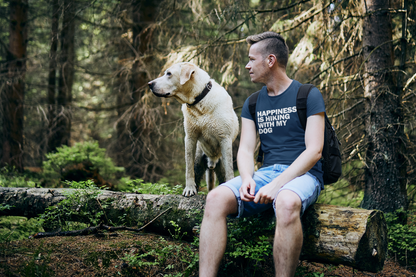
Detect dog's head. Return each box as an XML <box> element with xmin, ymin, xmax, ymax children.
<box><xmin>148</xmin><ymin>62</ymin><xmax>208</xmax><ymax>104</ymax></box>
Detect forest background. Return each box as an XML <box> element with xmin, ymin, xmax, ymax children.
<box><xmin>1</xmin><ymin>0</ymin><xmax>416</xmax><ymax>275</ymax></box>
<box><xmin>1</xmin><ymin>0</ymin><xmax>416</xmax><ymax>212</ymax></box>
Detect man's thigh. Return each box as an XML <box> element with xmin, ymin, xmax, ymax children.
<box><xmin>220</xmin><ymin>165</ymin><xmax>283</xmax><ymax>218</ymax></box>
<box><xmin>205</xmin><ymin>185</ymin><xmax>238</xmax><ymax>216</ymax></box>
<box><xmin>274</xmin><ymin>172</ymin><xmax>321</xmax><ymax>216</ymax></box>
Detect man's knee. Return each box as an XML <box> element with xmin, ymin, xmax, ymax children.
<box><xmin>274</xmin><ymin>190</ymin><xmax>301</xmax><ymax>225</ymax></box>
<box><xmin>204</xmin><ymin>186</ymin><xmax>237</xmax><ymax>217</ymax></box>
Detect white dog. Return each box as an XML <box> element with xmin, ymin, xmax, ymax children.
<box><xmin>148</xmin><ymin>62</ymin><xmax>239</xmax><ymax>196</ymax></box>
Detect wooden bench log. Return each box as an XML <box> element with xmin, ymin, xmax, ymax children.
<box><xmin>301</xmin><ymin>203</ymin><xmax>387</xmax><ymax>273</ymax></box>
<box><xmin>0</xmin><ymin>187</ymin><xmax>387</xmax><ymax>273</ymax></box>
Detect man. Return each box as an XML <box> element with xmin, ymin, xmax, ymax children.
<box><xmin>198</xmin><ymin>31</ymin><xmax>326</xmax><ymax>277</ymax></box>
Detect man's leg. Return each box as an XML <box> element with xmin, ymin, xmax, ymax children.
<box><xmin>199</xmin><ymin>186</ymin><xmax>237</xmax><ymax>277</ymax></box>
<box><xmin>273</xmin><ymin>190</ymin><xmax>303</xmax><ymax>277</ymax></box>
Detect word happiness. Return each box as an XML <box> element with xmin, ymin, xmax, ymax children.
<box><xmin>257</xmin><ymin>106</ymin><xmax>297</xmax><ymax>134</ymax></box>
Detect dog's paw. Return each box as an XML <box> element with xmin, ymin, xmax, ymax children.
<box><xmin>182</xmin><ymin>185</ymin><xmax>197</xmax><ymax>197</ymax></box>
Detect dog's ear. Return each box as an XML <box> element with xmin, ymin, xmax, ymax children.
<box><xmin>179</xmin><ymin>64</ymin><xmax>195</xmax><ymax>85</ymax></box>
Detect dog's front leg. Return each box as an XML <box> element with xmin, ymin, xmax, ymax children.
<box><xmin>220</xmin><ymin>137</ymin><xmax>235</xmax><ymax>182</ymax></box>
<box><xmin>183</xmin><ymin>135</ymin><xmax>198</xmax><ymax>197</ymax></box>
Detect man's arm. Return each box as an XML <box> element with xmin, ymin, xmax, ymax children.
<box><xmin>254</xmin><ymin>112</ymin><xmax>325</xmax><ymax>205</ymax></box>
<box><xmin>237</xmin><ymin>117</ymin><xmax>258</xmax><ymax>201</ymax></box>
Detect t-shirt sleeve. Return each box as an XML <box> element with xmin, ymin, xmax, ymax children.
<box><xmin>306</xmin><ymin>87</ymin><xmax>326</xmax><ymax>117</ymax></box>
<box><xmin>240</xmin><ymin>96</ymin><xmax>254</xmax><ymax>120</ymax></box>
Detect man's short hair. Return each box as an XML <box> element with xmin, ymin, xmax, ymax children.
<box><xmin>246</xmin><ymin>31</ymin><xmax>289</xmax><ymax>68</ymax></box>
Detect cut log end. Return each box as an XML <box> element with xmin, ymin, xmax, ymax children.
<box><xmin>300</xmin><ymin>204</ymin><xmax>388</xmax><ymax>273</ymax></box>
<box><xmin>355</xmin><ymin>210</ymin><xmax>388</xmax><ymax>272</ymax></box>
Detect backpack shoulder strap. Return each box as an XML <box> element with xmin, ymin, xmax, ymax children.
<box><xmin>296</xmin><ymin>84</ymin><xmax>315</xmax><ymax>130</ymax></box>
<box><xmin>249</xmin><ymin>90</ymin><xmax>261</xmax><ymax>122</ymax></box>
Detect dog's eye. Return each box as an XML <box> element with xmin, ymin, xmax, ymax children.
<box><xmin>166</xmin><ymin>72</ymin><xmax>172</xmax><ymax>76</ymax></box>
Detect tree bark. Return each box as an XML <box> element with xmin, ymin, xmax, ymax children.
<box><xmin>0</xmin><ymin>0</ymin><xmax>28</xmax><ymax>171</ymax></box>
<box><xmin>114</xmin><ymin>0</ymin><xmax>162</xmax><ymax>182</ymax></box>
<box><xmin>114</xmin><ymin>0</ymin><xmax>136</xmax><ymax>175</ymax></box>
<box><xmin>54</xmin><ymin>0</ymin><xmax>76</xmax><ymax>149</ymax></box>
<box><xmin>361</xmin><ymin>0</ymin><xmax>407</xmax><ymax>212</ymax></box>
<box><xmin>46</xmin><ymin>0</ymin><xmax>60</xmax><ymax>153</ymax></box>
<box><xmin>301</xmin><ymin>203</ymin><xmax>387</xmax><ymax>273</ymax></box>
<box><xmin>0</xmin><ymin>187</ymin><xmax>387</xmax><ymax>273</ymax></box>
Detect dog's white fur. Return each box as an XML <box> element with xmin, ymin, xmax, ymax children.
<box><xmin>148</xmin><ymin>62</ymin><xmax>239</xmax><ymax>196</ymax></box>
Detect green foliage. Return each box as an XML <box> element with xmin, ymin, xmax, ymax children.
<box><xmin>385</xmin><ymin>209</ymin><xmax>416</xmax><ymax>267</ymax></box>
<box><xmin>168</xmin><ymin>220</ymin><xmax>187</xmax><ymax>241</ymax></box>
<box><xmin>0</xmin><ymin>204</ymin><xmax>13</xmax><ymax>212</ymax></box>
<box><xmin>1</xmin><ymin>203</ymin><xmax>44</xmax><ymax>243</ymax></box>
<box><xmin>0</xmin><ymin>166</ymin><xmax>41</xmax><ymax>188</ymax></box>
<box><xmin>117</xmin><ymin>177</ymin><xmax>182</xmax><ymax>195</ymax></box>
<box><xmin>0</xmin><ymin>216</ymin><xmax>44</xmax><ymax>242</ymax></box>
<box><xmin>121</xmin><ymin>210</ymin><xmax>201</xmax><ymax>276</ymax></box>
<box><xmin>121</xmin><ymin>237</ymin><xmax>198</xmax><ymax>277</ymax></box>
<box><xmin>222</xmin><ymin>213</ymin><xmax>275</xmax><ymax>275</ymax></box>
<box><xmin>42</xmin><ymin>141</ymin><xmax>124</xmax><ymax>183</ymax></box>
<box><xmin>39</xmin><ymin>180</ymin><xmax>112</xmax><ymax>232</ymax></box>
<box><xmin>227</xmin><ymin>235</ymin><xmax>271</xmax><ymax>262</ymax></box>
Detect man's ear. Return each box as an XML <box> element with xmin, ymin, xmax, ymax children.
<box><xmin>268</xmin><ymin>54</ymin><xmax>277</xmax><ymax>68</ymax></box>
<box><xmin>180</xmin><ymin>64</ymin><xmax>195</xmax><ymax>85</ymax></box>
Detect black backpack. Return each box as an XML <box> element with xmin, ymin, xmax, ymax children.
<box><xmin>248</xmin><ymin>84</ymin><xmax>342</xmax><ymax>185</ymax></box>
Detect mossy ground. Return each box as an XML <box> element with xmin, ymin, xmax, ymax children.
<box><xmin>0</xmin><ymin>231</ymin><xmax>414</xmax><ymax>277</ymax></box>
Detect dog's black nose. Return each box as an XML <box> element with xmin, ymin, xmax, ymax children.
<box><xmin>148</xmin><ymin>81</ymin><xmax>154</xmax><ymax>90</ymax></box>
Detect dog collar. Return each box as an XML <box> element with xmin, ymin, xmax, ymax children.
<box><xmin>187</xmin><ymin>81</ymin><xmax>212</xmax><ymax>107</ymax></box>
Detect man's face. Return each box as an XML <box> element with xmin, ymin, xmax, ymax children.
<box><xmin>245</xmin><ymin>42</ymin><xmax>269</xmax><ymax>83</ymax></box>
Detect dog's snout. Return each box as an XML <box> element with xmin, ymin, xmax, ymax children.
<box><xmin>148</xmin><ymin>81</ymin><xmax>154</xmax><ymax>90</ymax></box>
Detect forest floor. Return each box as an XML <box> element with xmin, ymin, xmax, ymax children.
<box><xmin>0</xmin><ymin>231</ymin><xmax>415</xmax><ymax>277</ymax></box>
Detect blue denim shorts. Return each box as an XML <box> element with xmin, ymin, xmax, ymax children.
<box><xmin>220</xmin><ymin>164</ymin><xmax>321</xmax><ymax>218</ymax></box>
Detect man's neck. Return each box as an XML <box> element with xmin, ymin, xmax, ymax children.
<box><xmin>265</xmin><ymin>73</ymin><xmax>292</xmax><ymax>96</ymax></box>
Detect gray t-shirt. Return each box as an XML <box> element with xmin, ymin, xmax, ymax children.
<box><xmin>241</xmin><ymin>80</ymin><xmax>326</xmax><ymax>187</ymax></box>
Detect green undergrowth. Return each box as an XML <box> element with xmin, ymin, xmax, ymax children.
<box><xmin>2</xmin><ymin>205</ymin><xmax>416</xmax><ymax>276</ymax></box>
<box><xmin>121</xmin><ymin>236</ymin><xmax>199</xmax><ymax>276</ymax></box>
<box><xmin>117</xmin><ymin>177</ymin><xmax>183</xmax><ymax>195</ymax></box>
<box><xmin>385</xmin><ymin>208</ymin><xmax>416</xmax><ymax>268</ymax></box>
<box><xmin>0</xmin><ymin>215</ymin><xmax>44</xmax><ymax>243</ymax></box>
<box><xmin>40</xmin><ymin>180</ymin><xmax>113</xmax><ymax>232</ymax></box>
<box><xmin>0</xmin><ymin>166</ymin><xmax>41</xmax><ymax>188</ymax></box>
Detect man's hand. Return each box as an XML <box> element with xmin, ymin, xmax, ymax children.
<box><xmin>254</xmin><ymin>181</ymin><xmax>281</xmax><ymax>205</ymax></box>
<box><xmin>239</xmin><ymin>178</ymin><xmax>256</xmax><ymax>202</ymax></box>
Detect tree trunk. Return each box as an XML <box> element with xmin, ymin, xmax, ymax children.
<box><xmin>114</xmin><ymin>0</ymin><xmax>136</xmax><ymax>174</ymax></box>
<box><xmin>0</xmin><ymin>187</ymin><xmax>387</xmax><ymax>273</ymax></box>
<box><xmin>114</xmin><ymin>0</ymin><xmax>160</xmax><ymax>181</ymax></box>
<box><xmin>46</xmin><ymin>0</ymin><xmax>60</xmax><ymax>153</ymax></box>
<box><xmin>0</xmin><ymin>0</ymin><xmax>28</xmax><ymax>171</ymax></box>
<box><xmin>55</xmin><ymin>0</ymin><xmax>76</xmax><ymax>149</ymax></box>
<box><xmin>361</xmin><ymin>0</ymin><xmax>407</xmax><ymax>212</ymax></box>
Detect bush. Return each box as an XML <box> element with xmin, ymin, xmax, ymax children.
<box><xmin>42</xmin><ymin>141</ymin><xmax>124</xmax><ymax>185</ymax></box>
<box><xmin>386</xmin><ymin>209</ymin><xmax>416</xmax><ymax>267</ymax></box>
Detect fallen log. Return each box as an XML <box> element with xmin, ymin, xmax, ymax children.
<box><xmin>0</xmin><ymin>187</ymin><xmax>387</xmax><ymax>272</ymax></box>
<box><xmin>0</xmin><ymin>187</ymin><xmax>204</xmax><ymax>239</ymax></box>
<box><xmin>300</xmin><ymin>203</ymin><xmax>387</xmax><ymax>273</ymax></box>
